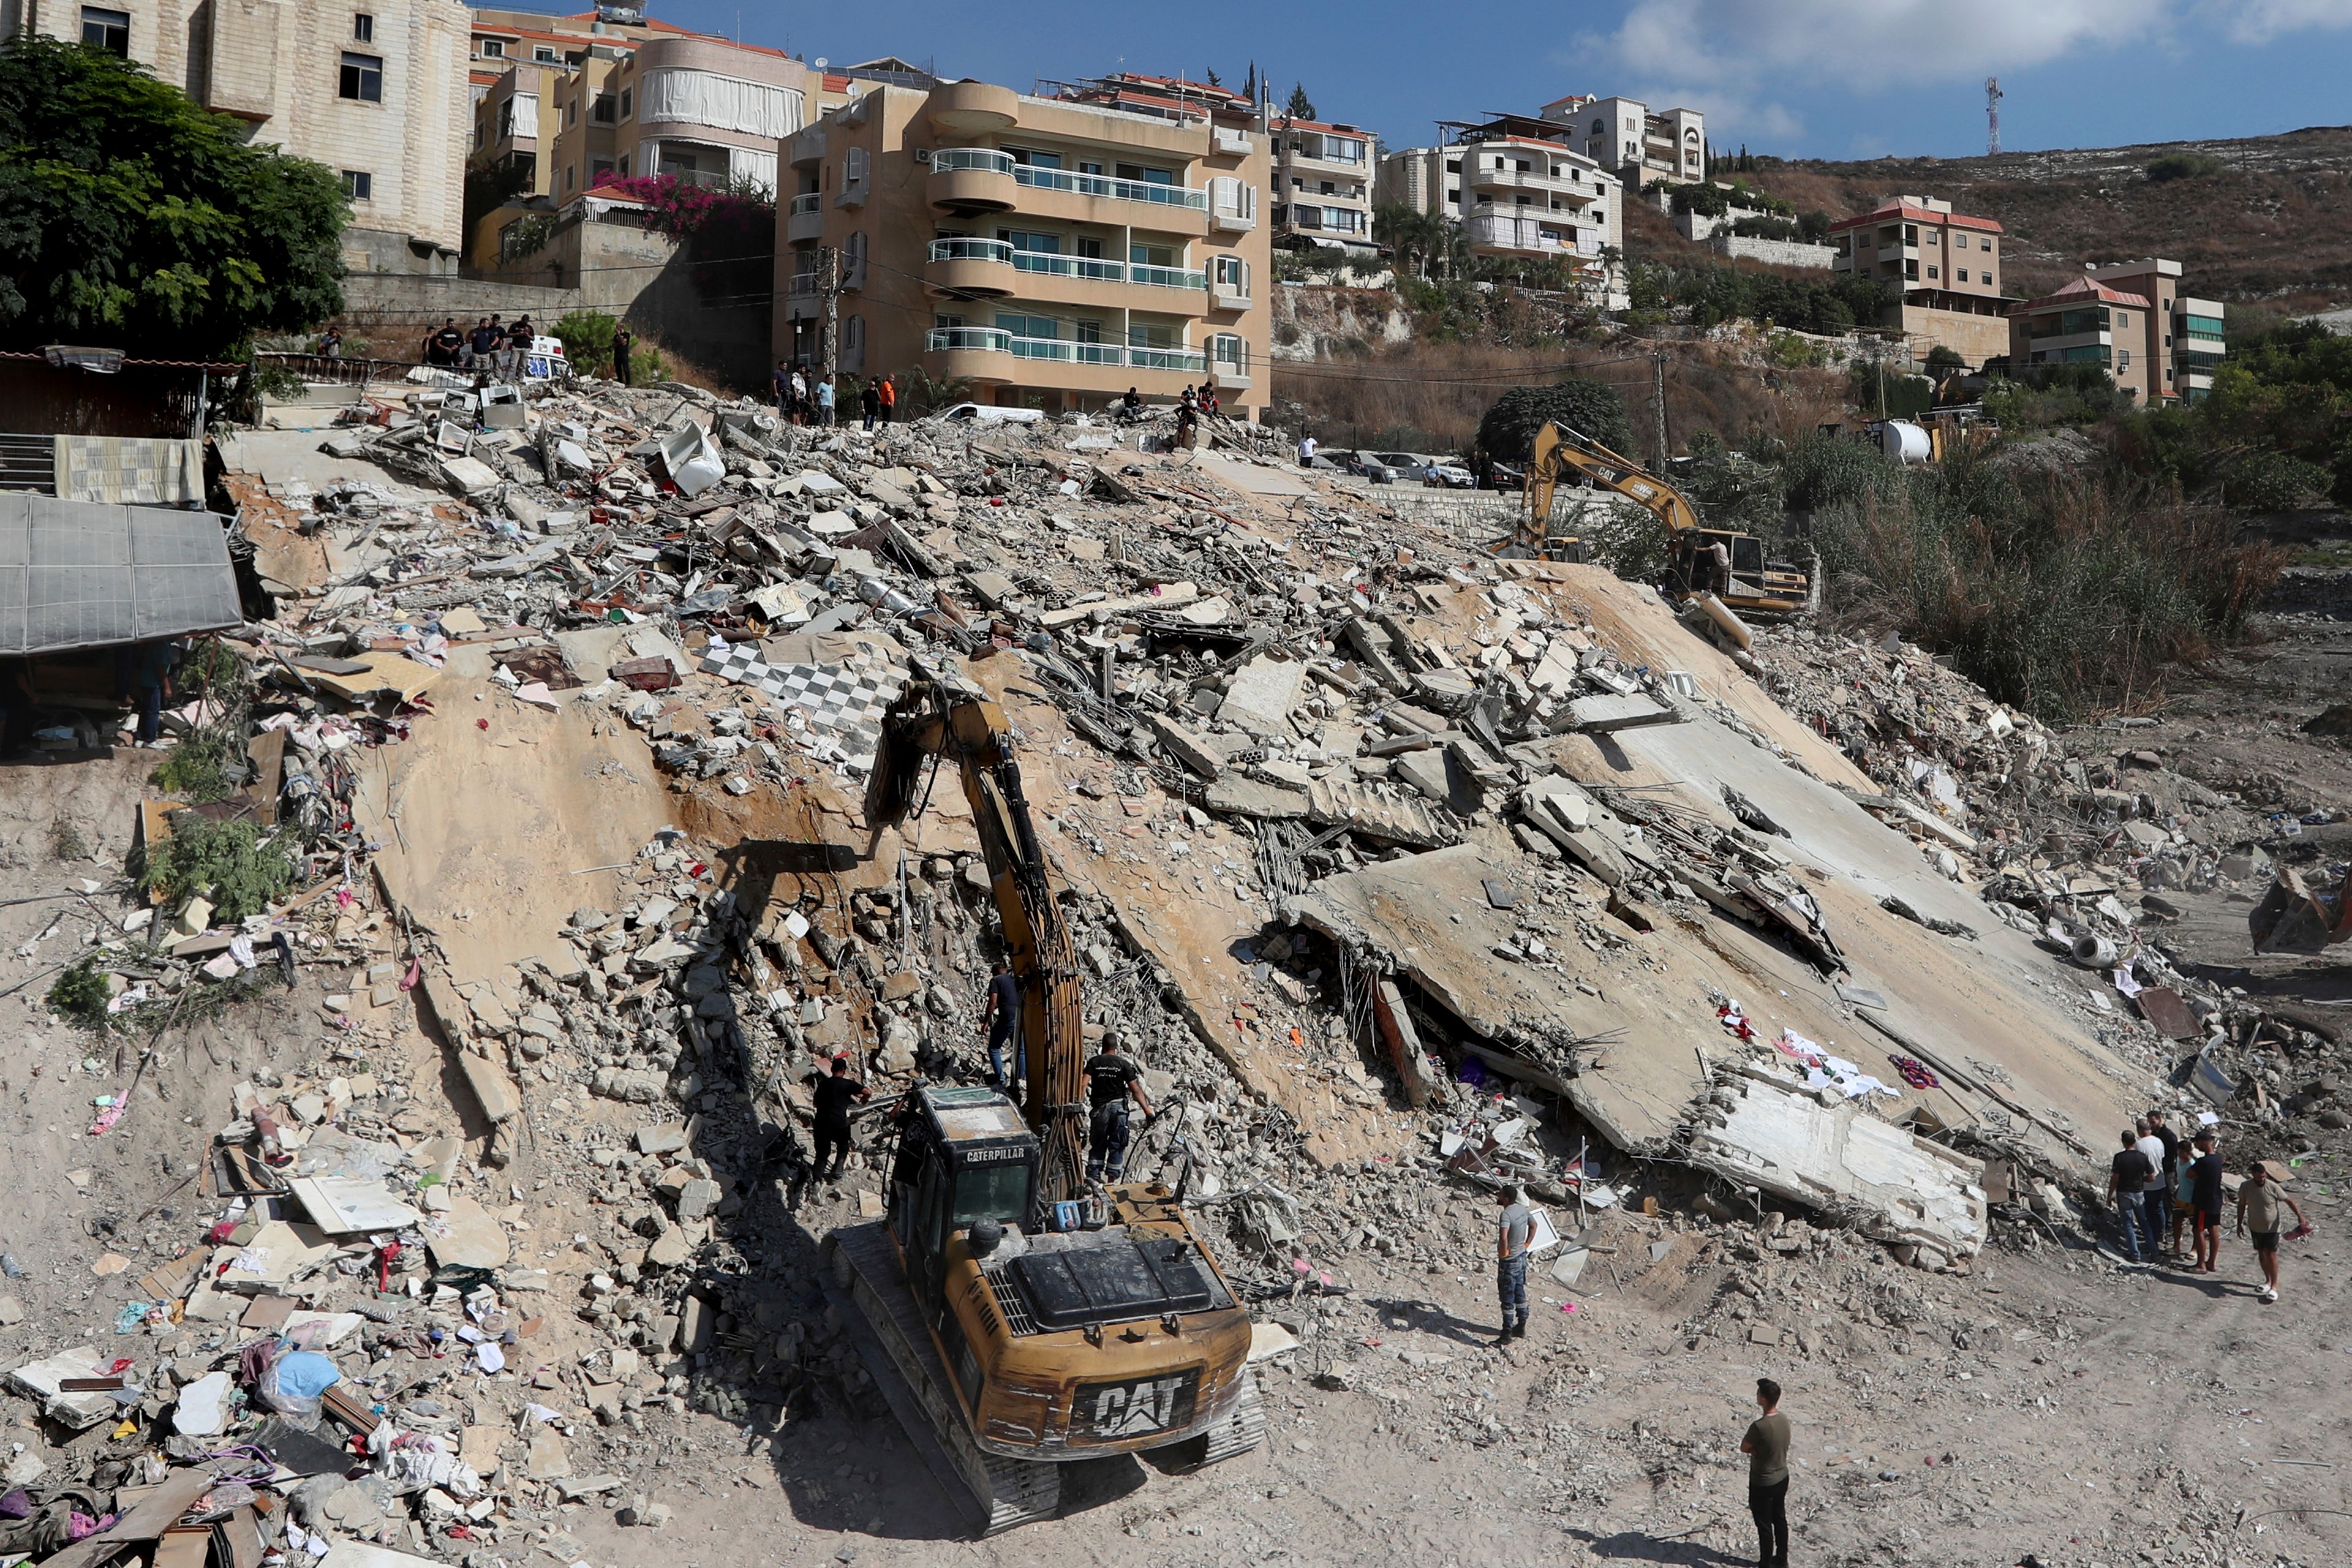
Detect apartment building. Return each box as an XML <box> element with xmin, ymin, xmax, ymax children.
<box><xmin>1539</xmin><ymin>94</ymin><xmax>1704</xmax><ymax>192</ymax></box>
<box><xmin>1376</xmin><ymin>115</ymin><xmax>1623</xmax><ymax>298</ymax></box>
<box><xmin>1269</xmin><ymin>116</ymin><xmax>1375</xmax><ymax>254</ymax></box>
<box><xmin>2007</xmin><ymin>258</ymin><xmax>2225</xmax><ymax>404</ymax></box>
<box><xmin>4</xmin><ymin>0</ymin><xmax>472</xmax><ymax>272</ymax></box>
<box><xmin>470</xmin><ymin>58</ymin><xmax>561</xmax><ymax>198</ymax></box>
<box><xmin>1830</xmin><ymin>194</ymin><xmax>2013</xmax><ymax>366</ymax></box>
<box><xmin>776</xmin><ymin>76</ymin><xmax>1271</xmax><ymax>418</ymax></box>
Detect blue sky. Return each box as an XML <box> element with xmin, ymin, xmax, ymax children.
<box><xmin>532</xmin><ymin>1</ymin><xmax>2352</xmax><ymax>160</ymax></box>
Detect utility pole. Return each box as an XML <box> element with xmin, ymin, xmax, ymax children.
<box><xmin>818</xmin><ymin>244</ymin><xmax>840</xmax><ymax>392</ymax></box>
<box><xmin>1986</xmin><ymin>77</ymin><xmax>2003</xmax><ymax>157</ymax></box>
<box><xmin>1652</xmin><ymin>348</ymin><xmax>1669</xmax><ymax>471</ymax></box>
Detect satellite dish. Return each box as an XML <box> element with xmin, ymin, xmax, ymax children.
<box><xmin>813</xmin><ymin>56</ymin><xmax>828</xmax><ymax>69</ymax></box>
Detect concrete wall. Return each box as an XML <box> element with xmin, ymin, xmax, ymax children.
<box><xmin>1706</xmin><ymin>234</ymin><xmax>1836</xmax><ymax>270</ymax></box>
<box><xmin>1897</xmin><ymin>302</ymin><xmax>2013</xmax><ymax>368</ymax></box>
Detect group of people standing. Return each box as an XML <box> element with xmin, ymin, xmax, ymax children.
<box><xmin>420</xmin><ymin>314</ymin><xmax>538</xmax><ymax>376</ymax></box>
<box><xmin>772</xmin><ymin>361</ymin><xmax>894</xmax><ymax>429</ymax></box>
<box><xmin>2107</xmin><ymin>1108</ymin><xmax>2309</xmax><ymax>1300</ymax></box>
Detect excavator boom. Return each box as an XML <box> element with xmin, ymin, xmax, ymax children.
<box><xmin>866</xmin><ymin>669</ymin><xmax>1087</xmax><ymax>1205</ymax></box>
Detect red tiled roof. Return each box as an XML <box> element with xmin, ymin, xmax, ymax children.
<box><xmin>2010</xmin><ymin>275</ymin><xmax>2151</xmax><ymax>314</ymax></box>
<box><xmin>1272</xmin><ymin>116</ymin><xmax>1370</xmax><ymax>140</ymax></box>
<box><xmin>1829</xmin><ymin>200</ymin><xmax>2003</xmax><ymax>236</ymax></box>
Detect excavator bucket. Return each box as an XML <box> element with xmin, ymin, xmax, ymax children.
<box><xmin>2249</xmin><ymin>864</ymin><xmax>2352</xmax><ymax>955</ymax></box>
<box><xmin>864</xmin><ymin>682</ymin><xmax>942</xmax><ymax>834</ymax></box>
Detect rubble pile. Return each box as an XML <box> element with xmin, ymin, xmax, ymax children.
<box><xmin>14</xmin><ymin>362</ymin><xmax>2352</xmax><ymax>1563</ymax></box>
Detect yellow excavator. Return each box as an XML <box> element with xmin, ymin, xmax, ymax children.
<box><xmin>1506</xmin><ymin>421</ymin><xmax>1817</xmax><ymax>617</ymax></box>
<box><xmin>821</xmin><ymin>661</ymin><xmax>1262</xmax><ymax>1534</ymax></box>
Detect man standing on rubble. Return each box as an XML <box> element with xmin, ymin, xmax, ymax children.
<box><xmin>772</xmin><ymin>358</ymin><xmax>792</xmax><ymax>421</ymax></box>
<box><xmin>2235</xmin><ymin>1159</ymin><xmax>2308</xmax><ymax>1303</ymax></box>
<box><xmin>1082</xmin><ymin>1035</ymin><xmax>1151</xmax><ymax>1183</ymax></box>
<box><xmin>2146</xmin><ymin>1109</ymin><xmax>2183</xmax><ymax>1257</ymax></box>
<box><xmin>982</xmin><ymin>962</ymin><xmax>1023</xmax><ymax>1092</ymax></box>
<box><xmin>815</xmin><ymin>373</ymin><xmax>835</xmax><ymax>427</ymax></box>
<box><xmin>611</xmin><ymin>325</ymin><xmax>635</xmax><ymax>387</ymax></box>
<box><xmin>2108</xmin><ymin>1128</ymin><xmax>2155</xmax><ymax>1264</ymax></box>
<box><xmin>2133</xmin><ymin>1118</ymin><xmax>2169</xmax><ymax>1263</ymax></box>
<box><xmin>1740</xmin><ymin>1378</ymin><xmax>1792</xmax><ymax>1568</ymax></box>
<box><xmin>878</xmin><ymin>374</ymin><xmax>897</xmax><ymax>424</ymax></box>
<box><xmin>1494</xmin><ymin>1185</ymin><xmax>1531</xmax><ymax>1344</ymax></box>
<box><xmin>860</xmin><ymin>377</ymin><xmax>881</xmax><ymax>431</ymax></box>
<box><xmin>810</xmin><ymin>1057</ymin><xmax>869</xmax><ymax>1183</ymax></box>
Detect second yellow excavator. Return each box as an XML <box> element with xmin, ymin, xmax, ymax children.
<box><xmin>820</xmin><ymin>660</ymin><xmax>1262</xmax><ymax>1535</ymax></box>
<box><xmin>1506</xmin><ymin>421</ymin><xmax>1817</xmax><ymax>618</ymax></box>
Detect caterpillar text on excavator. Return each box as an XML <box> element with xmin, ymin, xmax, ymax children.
<box><xmin>1501</xmin><ymin>421</ymin><xmax>1820</xmax><ymax>619</ymax></box>
<box><xmin>819</xmin><ymin>660</ymin><xmax>1263</xmax><ymax>1534</ymax></box>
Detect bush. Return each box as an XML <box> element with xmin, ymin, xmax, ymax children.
<box><xmin>1925</xmin><ymin>345</ymin><xmax>1966</xmax><ymax>372</ymax></box>
<box><xmin>2226</xmin><ymin>451</ymin><xmax>2331</xmax><ymax>511</ymax></box>
<box><xmin>552</xmin><ymin>311</ymin><xmax>664</xmax><ymax>382</ymax></box>
<box><xmin>129</xmin><ymin>815</ymin><xmax>295</xmax><ymax>922</ymax></box>
<box><xmin>2146</xmin><ymin>152</ymin><xmax>2225</xmax><ymax>183</ymax></box>
<box><xmin>1730</xmin><ymin>216</ymin><xmax>1801</xmax><ymax>242</ymax></box>
<box><xmin>1476</xmin><ymin>380</ymin><xmax>1635</xmax><ymax>462</ymax></box>
<box><xmin>1781</xmin><ymin>431</ymin><xmax>1902</xmax><ymax>513</ymax></box>
<box><xmin>1796</xmin><ymin>210</ymin><xmax>1831</xmax><ymax>243</ymax></box>
<box><xmin>47</xmin><ymin>961</ymin><xmax>111</xmax><ymax>1032</ymax></box>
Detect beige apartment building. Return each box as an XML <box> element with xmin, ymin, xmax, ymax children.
<box><xmin>470</xmin><ymin>57</ymin><xmax>561</xmax><ymax>198</ymax></box>
<box><xmin>1539</xmin><ymin>94</ymin><xmax>1704</xmax><ymax>192</ymax></box>
<box><xmin>1378</xmin><ymin>115</ymin><xmax>1623</xmax><ymax>300</ymax></box>
<box><xmin>776</xmin><ymin>76</ymin><xmax>1272</xmax><ymax>419</ymax></box>
<box><xmin>1829</xmin><ymin>195</ymin><xmax>2012</xmax><ymax>366</ymax></box>
<box><xmin>2008</xmin><ymin>258</ymin><xmax>2225</xmax><ymax>404</ymax></box>
<box><xmin>4</xmin><ymin>0</ymin><xmax>471</xmax><ymax>272</ymax></box>
<box><xmin>1269</xmin><ymin>115</ymin><xmax>1375</xmax><ymax>254</ymax></box>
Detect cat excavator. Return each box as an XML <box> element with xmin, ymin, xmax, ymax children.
<box><xmin>820</xmin><ymin>660</ymin><xmax>1262</xmax><ymax>1535</ymax></box>
<box><xmin>1503</xmin><ymin>421</ymin><xmax>1818</xmax><ymax>618</ymax></box>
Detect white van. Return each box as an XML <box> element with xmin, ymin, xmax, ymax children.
<box><xmin>933</xmin><ymin>402</ymin><xmax>1046</xmax><ymax>425</ymax></box>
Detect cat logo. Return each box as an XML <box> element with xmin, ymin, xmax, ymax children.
<box><xmin>1079</xmin><ymin>1371</ymin><xmax>1198</xmax><ymax>1439</ymax></box>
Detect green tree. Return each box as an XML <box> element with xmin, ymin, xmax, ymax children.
<box><xmin>1476</xmin><ymin>379</ymin><xmax>1634</xmax><ymax>462</ymax></box>
<box><xmin>1287</xmin><ymin>83</ymin><xmax>1316</xmax><ymax>120</ymax></box>
<box><xmin>0</xmin><ymin>32</ymin><xmax>345</xmax><ymax>357</ymax></box>
<box><xmin>462</xmin><ymin>153</ymin><xmax>535</xmax><ymax>247</ymax></box>
<box><xmin>1924</xmin><ymin>344</ymin><xmax>1966</xmax><ymax>372</ymax></box>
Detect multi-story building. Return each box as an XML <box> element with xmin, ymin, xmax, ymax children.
<box><xmin>776</xmin><ymin>75</ymin><xmax>1271</xmax><ymax>418</ymax></box>
<box><xmin>1539</xmin><ymin>94</ymin><xmax>1704</xmax><ymax>193</ymax></box>
<box><xmin>3</xmin><ymin>0</ymin><xmax>472</xmax><ymax>273</ymax></box>
<box><xmin>1268</xmin><ymin>116</ymin><xmax>1374</xmax><ymax>254</ymax></box>
<box><xmin>1376</xmin><ymin>115</ymin><xmax>1623</xmax><ymax>299</ymax></box>
<box><xmin>2007</xmin><ymin>258</ymin><xmax>2225</xmax><ymax>404</ymax></box>
<box><xmin>470</xmin><ymin>57</ymin><xmax>561</xmax><ymax>198</ymax></box>
<box><xmin>1830</xmin><ymin>194</ymin><xmax>2013</xmax><ymax>366</ymax></box>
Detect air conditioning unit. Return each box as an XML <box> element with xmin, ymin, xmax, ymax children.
<box><xmin>912</xmin><ymin>147</ymin><xmax>932</xmax><ymax>165</ymax></box>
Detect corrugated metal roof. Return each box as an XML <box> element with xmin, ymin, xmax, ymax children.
<box><xmin>0</xmin><ymin>494</ymin><xmax>241</xmax><ymax>655</ymax></box>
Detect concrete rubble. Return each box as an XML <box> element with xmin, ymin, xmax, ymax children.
<box><xmin>9</xmin><ymin>364</ymin><xmax>2352</xmax><ymax>1564</ymax></box>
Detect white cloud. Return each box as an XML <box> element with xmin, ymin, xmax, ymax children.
<box><xmin>1577</xmin><ymin>0</ymin><xmax>2348</xmax><ymax>141</ymax></box>
<box><xmin>2217</xmin><ymin>0</ymin><xmax>2352</xmax><ymax>41</ymax></box>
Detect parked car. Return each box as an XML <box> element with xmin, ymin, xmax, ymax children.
<box><xmin>1343</xmin><ymin>451</ymin><xmax>1400</xmax><ymax>484</ymax></box>
<box><xmin>1373</xmin><ymin>451</ymin><xmax>1433</xmax><ymax>483</ymax></box>
<box><xmin>1480</xmin><ymin>460</ymin><xmax>1525</xmax><ymax>491</ymax></box>
<box><xmin>1423</xmin><ymin>461</ymin><xmax>1476</xmax><ymax>489</ymax></box>
<box><xmin>932</xmin><ymin>402</ymin><xmax>1046</xmax><ymax>425</ymax></box>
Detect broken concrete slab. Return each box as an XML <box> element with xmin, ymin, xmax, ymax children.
<box><xmin>1567</xmin><ymin>693</ymin><xmax>1682</xmax><ymax>733</ymax></box>
<box><xmin>1217</xmin><ymin>656</ymin><xmax>1308</xmax><ymax>737</ymax></box>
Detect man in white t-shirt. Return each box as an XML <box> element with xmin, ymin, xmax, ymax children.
<box><xmin>1297</xmin><ymin>433</ymin><xmax>1317</xmax><ymax>467</ymax></box>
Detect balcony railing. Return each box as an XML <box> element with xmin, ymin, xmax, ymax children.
<box><xmin>788</xmin><ymin>192</ymin><xmax>822</xmax><ymax>216</ymax></box>
<box><xmin>932</xmin><ymin>147</ymin><xmax>1014</xmax><ymax>175</ymax></box>
<box><xmin>925</xmin><ymin>328</ymin><xmax>1206</xmax><ymax>372</ymax></box>
<box><xmin>924</xmin><ymin>239</ymin><xmax>1202</xmax><ymax>290</ymax></box>
<box><xmin>1012</xmin><ymin>164</ymin><xmax>1208</xmax><ymax>210</ymax></box>
<box><xmin>928</xmin><ymin>236</ymin><xmax>1010</xmax><ymax>263</ymax></box>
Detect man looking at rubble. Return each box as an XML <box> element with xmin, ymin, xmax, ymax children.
<box><xmin>1082</xmin><ymin>1035</ymin><xmax>1150</xmax><ymax>1183</ymax></box>
<box><xmin>810</xmin><ymin>1057</ymin><xmax>868</xmax><ymax>1183</ymax></box>
<box><xmin>1740</xmin><ymin>1378</ymin><xmax>1792</xmax><ymax>1568</ymax></box>
<box><xmin>982</xmin><ymin>962</ymin><xmax>1023</xmax><ymax>1092</ymax></box>
<box><xmin>611</xmin><ymin>326</ymin><xmax>635</xmax><ymax>387</ymax></box>
<box><xmin>2235</xmin><ymin>1159</ymin><xmax>2307</xmax><ymax>1303</ymax></box>
<box><xmin>1495</xmin><ymin>1185</ymin><xmax>1531</xmax><ymax>1343</ymax></box>
<box><xmin>2133</xmin><ymin>1119</ymin><xmax>2169</xmax><ymax>1262</ymax></box>
<box><xmin>2188</xmin><ymin>1131</ymin><xmax>2226</xmax><ymax>1272</ymax></box>
<box><xmin>2146</xmin><ymin>1109</ymin><xmax>2183</xmax><ymax>1257</ymax></box>
<box><xmin>815</xmin><ymin>374</ymin><xmax>835</xmax><ymax>427</ymax></box>
<box><xmin>2108</xmin><ymin>1129</ymin><xmax>2155</xmax><ymax>1263</ymax></box>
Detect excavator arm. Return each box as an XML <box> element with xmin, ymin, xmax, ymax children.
<box><xmin>866</xmin><ymin>665</ymin><xmax>1089</xmax><ymax>1208</ymax></box>
<box><xmin>1517</xmin><ymin>421</ymin><xmax>1703</xmax><ymax>555</ymax></box>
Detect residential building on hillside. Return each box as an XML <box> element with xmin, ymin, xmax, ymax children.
<box><xmin>2008</xmin><ymin>258</ymin><xmax>2224</xmax><ymax>404</ymax></box>
<box><xmin>1376</xmin><ymin>114</ymin><xmax>1623</xmax><ymax>303</ymax></box>
<box><xmin>471</xmin><ymin>58</ymin><xmax>560</xmax><ymax>198</ymax></box>
<box><xmin>1539</xmin><ymin>94</ymin><xmax>1704</xmax><ymax>192</ymax></box>
<box><xmin>4</xmin><ymin>0</ymin><xmax>472</xmax><ymax>273</ymax></box>
<box><xmin>776</xmin><ymin>75</ymin><xmax>1271</xmax><ymax>418</ymax></box>
<box><xmin>1269</xmin><ymin>116</ymin><xmax>1374</xmax><ymax>254</ymax></box>
<box><xmin>1830</xmin><ymin>194</ymin><xmax>2013</xmax><ymax>366</ymax></box>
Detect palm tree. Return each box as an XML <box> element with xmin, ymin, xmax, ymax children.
<box><xmin>1373</xmin><ymin>201</ymin><xmax>1425</xmax><ymax>274</ymax></box>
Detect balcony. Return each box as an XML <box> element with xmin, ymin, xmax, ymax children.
<box><xmin>1011</xmin><ymin>250</ymin><xmax>1125</xmax><ymax>284</ymax></box>
<box><xmin>1213</xmin><ymin>126</ymin><xmax>1252</xmax><ymax>157</ymax></box>
<box><xmin>929</xmin><ymin>146</ymin><xmax>1019</xmax><ymax>213</ymax></box>
<box><xmin>1129</xmin><ymin>262</ymin><xmax>1208</xmax><ymax>292</ymax></box>
<box><xmin>784</xmin><ymin>274</ymin><xmax>822</xmax><ymax>322</ymax></box>
<box><xmin>924</xmin><ymin>236</ymin><xmax>1017</xmax><ymax>297</ymax></box>
<box><xmin>927</xmin><ymin>80</ymin><xmax>1018</xmax><ymax>136</ymax></box>
<box><xmin>786</xmin><ymin>191</ymin><xmax>824</xmax><ymax>244</ymax></box>
<box><xmin>1210</xmin><ymin>358</ymin><xmax>1251</xmax><ymax>389</ymax></box>
<box><xmin>1211</xmin><ymin>283</ymin><xmax>1250</xmax><ymax>313</ymax></box>
<box><xmin>923</xmin><ymin>327</ymin><xmax>1206</xmax><ymax>375</ymax></box>
<box><xmin>1012</xmin><ymin>164</ymin><xmax>1208</xmax><ymax>212</ymax></box>
<box><xmin>788</xmin><ymin>125</ymin><xmax>826</xmax><ymax>168</ymax></box>
<box><xmin>1212</xmin><ymin>205</ymin><xmax>1256</xmax><ymax>234</ymax></box>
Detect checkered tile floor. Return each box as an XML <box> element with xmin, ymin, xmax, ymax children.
<box><xmin>701</xmin><ymin>645</ymin><xmax>906</xmax><ymax>772</ymax></box>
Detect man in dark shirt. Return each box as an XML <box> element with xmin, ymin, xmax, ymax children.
<box><xmin>1082</xmin><ymin>1036</ymin><xmax>1151</xmax><ymax>1183</ymax></box>
<box><xmin>810</xmin><ymin>1057</ymin><xmax>867</xmax><ymax>1182</ymax></box>
<box><xmin>429</xmin><ymin>318</ymin><xmax>465</xmax><ymax>366</ymax></box>
<box><xmin>2189</xmin><ymin>1131</ymin><xmax>2226</xmax><ymax>1273</ymax></box>
<box><xmin>467</xmin><ymin>317</ymin><xmax>499</xmax><ymax>366</ymax></box>
<box><xmin>1740</xmin><ymin>1378</ymin><xmax>1792</xmax><ymax>1568</ymax></box>
<box><xmin>611</xmin><ymin>326</ymin><xmax>635</xmax><ymax>386</ymax></box>
<box><xmin>2108</xmin><ymin>1129</ymin><xmax>2155</xmax><ymax>1264</ymax></box>
<box><xmin>2146</xmin><ymin>1109</ymin><xmax>2183</xmax><ymax>1258</ymax></box>
<box><xmin>982</xmin><ymin>965</ymin><xmax>1022</xmax><ymax>1091</ymax></box>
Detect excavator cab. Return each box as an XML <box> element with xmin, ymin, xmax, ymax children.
<box><xmin>889</xmin><ymin>1087</ymin><xmax>1039</xmax><ymax>1325</ymax></box>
